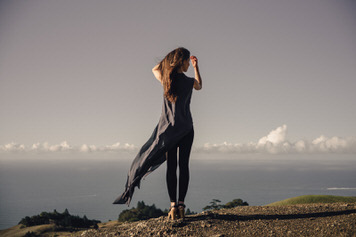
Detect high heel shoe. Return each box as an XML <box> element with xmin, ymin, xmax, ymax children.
<box><xmin>177</xmin><ymin>203</ymin><xmax>186</xmax><ymax>220</ymax></box>
<box><xmin>167</xmin><ymin>205</ymin><xmax>178</xmax><ymax>220</ymax></box>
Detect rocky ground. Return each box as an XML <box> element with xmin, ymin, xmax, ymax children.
<box><xmin>78</xmin><ymin>203</ymin><xmax>356</xmax><ymax>237</ymax></box>
<box><xmin>2</xmin><ymin>203</ymin><xmax>355</xmax><ymax>236</ymax></box>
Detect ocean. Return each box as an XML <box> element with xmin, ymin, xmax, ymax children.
<box><xmin>1</xmin><ymin>152</ymin><xmax>355</xmax><ymax>230</ymax></box>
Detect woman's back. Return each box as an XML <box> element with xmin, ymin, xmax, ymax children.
<box><xmin>159</xmin><ymin>73</ymin><xmax>195</xmax><ymax>129</ymax></box>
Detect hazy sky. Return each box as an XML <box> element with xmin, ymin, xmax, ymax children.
<box><xmin>1</xmin><ymin>0</ymin><xmax>355</xmax><ymax>155</ymax></box>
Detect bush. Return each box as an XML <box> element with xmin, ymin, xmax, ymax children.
<box><xmin>23</xmin><ymin>231</ymin><xmax>39</xmax><ymax>237</ymax></box>
<box><xmin>203</xmin><ymin>198</ymin><xmax>249</xmax><ymax>211</ymax></box>
<box><xmin>18</xmin><ymin>209</ymin><xmax>101</xmax><ymax>229</ymax></box>
<box><xmin>118</xmin><ymin>201</ymin><xmax>165</xmax><ymax>222</ymax></box>
<box><xmin>203</xmin><ymin>199</ymin><xmax>223</xmax><ymax>211</ymax></box>
<box><xmin>224</xmin><ymin>198</ymin><xmax>249</xmax><ymax>208</ymax></box>
<box><xmin>185</xmin><ymin>208</ymin><xmax>197</xmax><ymax>215</ymax></box>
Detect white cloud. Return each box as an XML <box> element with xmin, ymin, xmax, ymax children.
<box><xmin>1</xmin><ymin>142</ymin><xmax>26</xmax><ymax>152</ymax></box>
<box><xmin>80</xmin><ymin>144</ymin><xmax>97</xmax><ymax>152</ymax></box>
<box><xmin>258</xmin><ymin>124</ymin><xmax>287</xmax><ymax>145</ymax></box>
<box><xmin>310</xmin><ymin>135</ymin><xmax>356</xmax><ymax>153</ymax></box>
<box><xmin>0</xmin><ymin>141</ymin><xmax>137</xmax><ymax>153</ymax></box>
<box><xmin>1</xmin><ymin>125</ymin><xmax>356</xmax><ymax>154</ymax></box>
<box><xmin>193</xmin><ymin>125</ymin><xmax>356</xmax><ymax>154</ymax></box>
<box><xmin>101</xmin><ymin>142</ymin><xmax>137</xmax><ymax>152</ymax></box>
<box><xmin>28</xmin><ymin>141</ymin><xmax>72</xmax><ymax>152</ymax></box>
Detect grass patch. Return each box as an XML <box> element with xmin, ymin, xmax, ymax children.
<box><xmin>0</xmin><ymin>224</ymin><xmax>58</xmax><ymax>237</ymax></box>
<box><xmin>267</xmin><ymin>195</ymin><xmax>356</xmax><ymax>206</ymax></box>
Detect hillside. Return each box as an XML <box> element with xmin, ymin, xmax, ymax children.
<box><xmin>268</xmin><ymin>195</ymin><xmax>356</xmax><ymax>206</ymax></box>
<box><xmin>2</xmin><ymin>202</ymin><xmax>355</xmax><ymax>236</ymax></box>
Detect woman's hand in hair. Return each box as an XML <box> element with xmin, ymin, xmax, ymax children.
<box><xmin>191</xmin><ymin>56</ymin><xmax>202</xmax><ymax>90</ymax></box>
<box><xmin>190</xmin><ymin>56</ymin><xmax>198</xmax><ymax>68</ymax></box>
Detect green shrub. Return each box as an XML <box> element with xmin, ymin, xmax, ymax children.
<box><xmin>23</xmin><ymin>231</ymin><xmax>39</xmax><ymax>237</ymax></box>
<box><xmin>118</xmin><ymin>201</ymin><xmax>165</xmax><ymax>222</ymax></box>
<box><xmin>18</xmin><ymin>209</ymin><xmax>100</xmax><ymax>229</ymax></box>
<box><xmin>203</xmin><ymin>198</ymin><xmax>249</xmax><ymax>211</ymax></box>
<box><xmin>224</xmin><ymin>198</ymin><xmax>249</xmax><ymax>208</ymax></box>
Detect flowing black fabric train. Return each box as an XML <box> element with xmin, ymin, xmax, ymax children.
<box><xmin>113</xmin><ymin>73</ymin><xmax>195</xmax><ymax>206</ymax></box>
<box><xmin>166</xmin><ymin>127</ymin><xmax>194</xmax><ymax>203</ymax></box>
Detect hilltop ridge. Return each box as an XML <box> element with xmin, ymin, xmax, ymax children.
<box><xmin>2</xmin><ymin>202</ymin><xmax>354</xmax><ymax>236</ymax></box>
<box><xmin>1</xmin><ymin>195</ymin><xmax>356</xmax><ymax>236</ymax></box>
<box><xmin>80</xmin><ymin>203</ymin><xmax>356</xmax><ymax>236</ymax></box>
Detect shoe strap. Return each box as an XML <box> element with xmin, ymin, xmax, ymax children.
<box><xmin>178</xmin><ymin>203</ymin><xmax>186</xmax><ymax>208</ymax></box>
<box><xmin>169</xmin><ymin>205</ymin><xmax>178</xmax><ymax>211</ymax></box>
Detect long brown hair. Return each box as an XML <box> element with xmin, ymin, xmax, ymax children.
<box><xmin>157</xmin><ymin>47</ymin><xmax>190</xmax><ymax>103</ymax></box>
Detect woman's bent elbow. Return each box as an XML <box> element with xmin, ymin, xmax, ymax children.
<box><xmin>194</xmin><ymin>85</ymin><xmax>202</xmax><ymax>90</ymax></box>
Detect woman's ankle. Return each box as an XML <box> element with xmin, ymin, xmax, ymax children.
<box><xmin>170</xmin><ymin>202</ymin><xmax>177</xmax><ymax>207</ymax></box>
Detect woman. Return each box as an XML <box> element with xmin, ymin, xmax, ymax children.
<box><xmin>113</xmin><ymin>47</ymin><xmax>202</xmax><ymax>221</ymax></box>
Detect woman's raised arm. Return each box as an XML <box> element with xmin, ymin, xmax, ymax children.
<box><xmin>152</xmin><ymin>64</ymin><xmax>162</xmax><ymax>84</ymax></box>
<box><xmin>190</xmin><ymin>56</ymin><xmax>202</xmax><ymax>90</ymax></box>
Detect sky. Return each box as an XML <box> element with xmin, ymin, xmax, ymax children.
<box><xmin>1</xmin><ymin>0</ymin><xmax>356</xmax><ymax>157</ymax></box>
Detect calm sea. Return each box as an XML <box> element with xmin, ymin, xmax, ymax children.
<box><xmin>1</xmin><ymin>152</ymin><xmax>355</xmax><ymax>230</ymax></box>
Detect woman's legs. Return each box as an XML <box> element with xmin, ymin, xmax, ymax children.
<box><xmin>166</xmin><ymin>128</ymin><xmax>194</xmax><ymax>205</ymax></box>
<box><xmin>178</xmin><ymin>128</ymin><xmax>194</xmax><ymax>203</ymax></box>
<box><xmin>166</xmin><ymin>146</ymin><xmax>178</xmax><ymax>204</ymax></box>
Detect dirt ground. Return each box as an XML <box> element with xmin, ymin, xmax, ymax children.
<box><xmin>77</xmin><ymin>203</ymin><xmax>356</xmax><ymax>237</ymax></box>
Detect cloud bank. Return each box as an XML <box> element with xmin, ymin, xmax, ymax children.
<box><xmin>1</xmin><ymin>125</ymin><xmax>356</xmax><ymax>154</ymax></box>
<box><xmin>0</xmin><ymin>141</ymin><xmax>137</xmax><ymax>153</ymax></box>
<box><xmin>194</xmin><ymin>125</ymin><xmax>356</xmax><ymax>154</ymax></box>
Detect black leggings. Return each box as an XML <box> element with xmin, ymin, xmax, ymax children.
<box><xmin>166</xmin><ymin>128</ymin><xmax>194</xmax><ymax>203</ymax></box>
